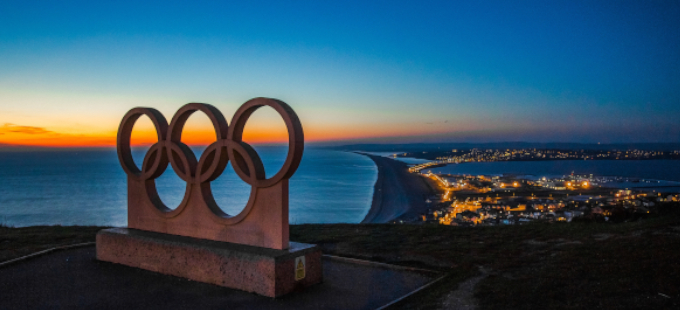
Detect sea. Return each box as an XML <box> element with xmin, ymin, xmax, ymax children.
<box><xmin>0</xmin><ymin>147</ymin><xmax>377</xmax><ymax>227</ymax></box>
<box><xmin>414</xmin><ymin>159</ymin><xmax>680</xmax><ymax>190</ymax></box>
<box><xmin>3</xmin><ymin>148</ymin><xmax>680</xmax><ymax>228</ymax></box>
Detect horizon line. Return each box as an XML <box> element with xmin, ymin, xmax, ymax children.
<box><xmin>2</xmin><ymin>140</ymin><xmax>680</xmax><ymax>152</ymax></box>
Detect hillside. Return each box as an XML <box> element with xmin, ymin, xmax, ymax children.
<box><xmin>2</xmin><ymin>205</ymin><xmax>679</xmax><ymax>309</ymax></box>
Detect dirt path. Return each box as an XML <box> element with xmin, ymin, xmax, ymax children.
<box><xmin>441</xmin><ymin>266</ymin><xmax>491</xmax><ymax>310</ymax></box>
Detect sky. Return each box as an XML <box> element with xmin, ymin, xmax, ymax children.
<box><xmin>1</xmin><ymin>0</ymin><xmax>679</xmax><ymax>148</ymax></box>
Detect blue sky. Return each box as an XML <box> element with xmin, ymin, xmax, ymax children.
<box><xmin>1</xmin><ymin>0</ymin><xmax>679</xmax><ymax>146</ymax></box>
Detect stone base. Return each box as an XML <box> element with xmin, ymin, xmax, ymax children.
<box><xmin>96</xmin><ymin>228</ymin><xmax>322</xmax><ymax>298</ymax></box>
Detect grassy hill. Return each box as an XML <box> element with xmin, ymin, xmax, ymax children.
<box><xmin>2</xmin><ymin>204</ymin><xmax>679</xmax><ymax>309</ymax></box>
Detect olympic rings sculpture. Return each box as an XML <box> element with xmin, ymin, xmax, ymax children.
<box><xmin>117</xmin><ymin>97</ymin><xmax>304</xmax><ymax>226</ymax></box>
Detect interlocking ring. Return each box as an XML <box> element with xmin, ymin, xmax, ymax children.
<box><xmin>117</xmin><ymin>98</ymin><xmax>304</xmax><ymax>223</ymax></box>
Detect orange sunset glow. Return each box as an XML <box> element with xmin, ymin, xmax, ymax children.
<box><xmin>0</xmin><ymin>117</ymin><xmax>399</xmax><ymax>148</ymax></box>
<box><xmin>0</xmin><ymin>118</ymin><xmax>496</xmax><ymax>148</ymax></box>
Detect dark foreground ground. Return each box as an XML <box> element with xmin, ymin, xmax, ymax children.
<box><xmin>1</xmin><ymin>247</ymin><xmax>434</xmax><ymax>310</ymax></box>
<box><xmin>2</xmin><ymin>206</ymin><xmax>680</xmax><ymax>309</ymax></box>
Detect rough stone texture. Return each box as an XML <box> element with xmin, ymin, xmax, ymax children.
<box><xmin>116</xmin><ymin>99</ymin><xmax>304</xmax><ymax>250</ymax></box>
<box><xmin>96</xmin><ymin>228</ymin><xmax>322</xmax><ymax>298</ymax></box>
<box><xmin>127</xmin><ymin>178</ymin><xmax>290</xmax><ymax>250</ymax></box>
<box><xmin>103</xmin><ymin>99</ymin><xmax>321</xmax><ymax>298</ymax></box>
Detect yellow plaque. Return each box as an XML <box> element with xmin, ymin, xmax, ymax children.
<box><xmin>295</xmin><ymin>256</ymin><xmax>306</xmax><ymax>281</ymax></box>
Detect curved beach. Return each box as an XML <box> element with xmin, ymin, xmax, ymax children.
<box><xmin>360</xmin><ymin>154</ymin><xmax>438</xmax><ymax>223</ymax></box>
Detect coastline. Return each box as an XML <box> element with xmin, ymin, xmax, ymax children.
<box><xmin>358</xmin><ymin>153</ymin><xmax>438</xmax><ymax>223</ymax></box>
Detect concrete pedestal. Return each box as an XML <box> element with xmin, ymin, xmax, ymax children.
<box><xmin>96</xmin><ymin>228</ymin><xmax>322</xmax><ymax>298</ymax></box>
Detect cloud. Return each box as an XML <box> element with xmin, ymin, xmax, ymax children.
<box><xmin>0</xmin><ymin>123</ymin><xmax>55</xmax><ymax>135</ymax></box>
<box><xmin>0</xmin><ymin>123</ymin><xmax>116</xmax><ymax>148</ymax></box>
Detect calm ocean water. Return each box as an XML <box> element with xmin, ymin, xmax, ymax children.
<box><xmin>423</xmin><ymin>159</ymin><xmax>680</xmax><ymax>184</ymax></box>
<box><xmin>0</xmin><ymin>147</ymin><xmax>377</xmax><ymax>227</ymax></box>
